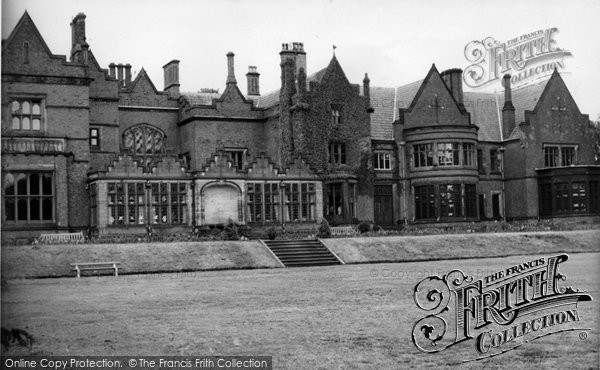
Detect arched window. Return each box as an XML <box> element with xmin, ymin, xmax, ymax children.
<box><xmin>122</xmin><ymin>124</ymin><xmax>166</xmax><ymax>171</ymax></box>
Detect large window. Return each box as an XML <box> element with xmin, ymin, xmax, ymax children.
<box><xmin>247</xmin><ymin>182</ymin><xmax>315</xmax><ymax>223</ymax></box>
<box><xmin>107</xmin><ymin>181</ymin><xmax>187</xmax><ymax>226</ymax></box>
<box><xmin>4</xmin><ymin>172</ymin><xmax>53</xmax><ymax>222</ymax></box>
<box><xmin>463</xmin><ymin>143</ymin><xmax>476</xmax><ymax>167</ymax></box>
<box><xmin>413</xmin><ymin>144</ymin><xmax>433</xmax><ymax>168</ymax></box>
<box><xmin>414</xmin><ymin>183</ymin><xmax>477</xmax><ymax>220</ymax></box>
<box><xmin>123</xmin><ymin>124</ymin><xmax>165</xmax><ymax>171</ymax></box>
<box><xmin>10</xmin><ymin>99</ymin><xmax>43</xmax><ymax>131</ymax></box>
<box><xmin>437</xmin><ymin>143</ymin><xmax>460</xmax><ymax>166</ymax></box>
<box><xmin>439</xmin><ymin>184</ymin><xmax>462</xmax><ymax>217</ymax></box>
<box><xmin>327</xmin><ymin>183</ymin><xmax>344</xmax><ymax>217</ymax></box>
<box><xmin>374</xmin><ymin>152</ymin><xmax>391</xmax><ymax>170</ymax></box>
<box><xmin>544</xmin><ymin>145</ymin><xmax>577</xmax><ymax>167</ymax></box>
<box><xmin>414</xmin><ymin>185</ymin><xmax>435</xmax><ymax>220</ymax></box>
<box><xmin>329</xmin><ymin>142</ymin><xmax>346</xmax><ymax>165</ymax></box>
<box><xmin>540</xmin><ymin>180</ymin><xmax>599</xmax><ymax>216</ymax></box>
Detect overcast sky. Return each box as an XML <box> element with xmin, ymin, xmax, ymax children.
<box><xmin>2</xmin><ymin>0</ymin><xmax>599</xmax><ymax>119</ymax></box>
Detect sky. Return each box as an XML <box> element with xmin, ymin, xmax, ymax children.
<box><xmin>2</xmin><ymin>0</ymin><xmax>599</xmax><ymax>119</ymax></box>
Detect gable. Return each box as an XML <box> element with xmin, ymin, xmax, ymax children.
<box><xmin>522</xmin><ymin>71</ymin><xmax>591</xmax><ymax>138</ymax></box>
<box><xmin>401</xmin><ymin>65</ymin><xmax>469</xmax><ymax>128</ymax></box>
<box><xmin>214</xmin><ymin>83</ymin><xmax>257</xmax><ymax>113</ymax></box>
<box><xmin>2</xmin><ymin>12</ymin><xmax>86</xmax><ymax>78</ymax></box>
<box><xmin>121</xmin><ymin>69</ymin><xmax>173</xmax><ymax>107</ymax></box>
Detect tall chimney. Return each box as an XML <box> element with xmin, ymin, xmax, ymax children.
<box><xmin>125</xmin><ymin>64</ymin><xmax>132</xmax><ymax>86</ymax></box>
<box><xmin>117</xmin><ymin>63</ymin><xmax>124</xmax><ymax>87</ymax></box>
<box><xmin>440</xmin><ymin>68</ymin><xmax>464</xmax><ymax>109</ymax></box>
<box><xmin>279</xmin><ymin>42</ymin><xmax>306</xmax><ymax>83</ymax></box>
<box><xmin>363</xmin><ymin>73</ymin><xmax>371</xmax><ymax>99</ymax></box>
<box><xmin>70</xmin><ymin>13</ymin><xmax>88</xmax><ymax>63</ymax></box>
<box><xmin>502</xmin><ymin>74</ymin><xmax>515</xmax><ymax>140</ymax></box>
<box><xmin>163</xmin><ymin>60</ymin><xmax>180</xmax><ymax>99</ymax></box>
<box><xmin>109</xmin><ymin>63</ymin><xmax>116</xmax><ymax>79</ymax></box>
<box><xmin>226</xmin><ymin>52</ymin><xmax>237</xmax><ymax>85</ymax></box>
<box><xmin>246</xmin><ymin>66</ymin><xmax>260</xmax><ymax>96</ymax></box>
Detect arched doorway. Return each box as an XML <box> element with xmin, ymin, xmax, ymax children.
<box><xmin>202</xmin><ymin>183</ymin><xmax>240</xmax><ymax>224</ymax></box>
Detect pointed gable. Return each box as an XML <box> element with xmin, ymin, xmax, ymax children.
<box><xmin>520</xmin><ymin>70</ymin><xmax>591</xmax><ymax>137</ymax></box>
<box><xmin>2</xmin><ymin>12</ymin><xmax>86</xmax><ymax>78</ymax></box>
<box><xmin>400</xmin><ymin>64</ymin><xmax>470</xmax><ymax>128</ymax></box>
<box><xmin>310</xmin><ymin>56</ymin><xmax>352</xmax><ymax>92</ymax></box>
<box><xmin>121</xmin><ymin>68</ymin><xmax>174</xmax><ymax>107</ymax></box>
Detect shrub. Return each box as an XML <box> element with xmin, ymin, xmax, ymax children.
<box><xmin>266</xmin><ymin>226</ymin><xmax>278</xmax><ymax>240</ymax></box>
<box><xmin>373</xmin><ymin>224</ymin><xmax>382</xmax><ymax>232</ymax></box>
<box><xmin>223</xmin><ymin>219</ymin><xmax>240</xmax><ymax>240</ymax></box>
<box><xmin>357</xmin><ymin>222</ymin><xmax>371</xmax><ymax>233</ymax></box>
<box><xmin>318</xmin><ymin>218</ymin><xmax>331</xmax><ymax>239</ymax></box>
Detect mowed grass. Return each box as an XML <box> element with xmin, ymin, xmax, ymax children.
<box><xmin>1</xmin><ymin>253</ymin><xmax>598</xmax><ymax>369</ymax></box>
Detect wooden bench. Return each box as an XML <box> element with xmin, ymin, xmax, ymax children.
<box><xmin>39</xmin><ymin>232</ymin><xmax>84</xmax><ymax>244</ymax></box>
<box><xmin>70</xmin><ymin>262</ymin><xmax>120</xmax><ymax>278</ymax></box>
<box><xmin>330</xmin><ymin>226</ymin><xmax>358</xmax><ymax>236</ymax></box>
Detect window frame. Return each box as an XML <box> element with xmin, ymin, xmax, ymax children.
<box><xmin>374</xmin><ymin>152</ymin><xmax>392</xmax><ymax>170</ymax></box>
<box><xmin>225</xmin><ymin>149</ymin><xmax>246</xmax><ymax>171</ymax></box>
<box><xmin>329</xmin><ymin>142</ymin><xmax>346</xmax><ymax>165</ymax></box>
<box><xmin>3</xmin><ymin>172</ymin><xmax>55</xmax><ymax>223</ymax></box>
<box><xmin>9</xmin><ymin>97</ymin><xmax>44</xmax><ymax>132</ymax></box>
<box><xmin>543</xmin><ymin>144</ymin><xmax>578</xmax><ymax>168</ymax></box>
<box><xmin>90</xmin><ymin>128</ymin><xmax>100</xmax><ymax>149</ymax></box>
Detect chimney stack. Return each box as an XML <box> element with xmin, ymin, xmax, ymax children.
<box><xmin>246</xmin><ymin>66</ymin><xmax>260</xmax><ymax>96</ymax></box>
<box><xmin>440</xmin><ymin>68</ymin><xmax>464</xmax><ymax>109</ymax></box>
<box><xmin>163</xmin><ymin>60</ymin><xmax>180</xmax><ymax>99</ymax></box>
<box><xmin>70</xmin><ymin>13</ymin><xmax>89</xmax><ymax>63</ymax></box>
<box><xmin>109</xmin><ymin>63</ymin><xmax>116</xmax><ymax>79</ymax></box>
<box><xmin>280</xmin><ymin>42</ymin><xmax>307</xmax><ymax>83</ymax></box>
<box><xmin>226</xmin><ymin>52</ymin><xmax>237</xmax><ymax>85</ymax></box>
<box><xmin>125</xmin><ymin>64</ymin><xmax>132</xmax><ymax>86</ymax></box>
<box><xmin>117</xmin><ymin>63</ymin><xmax>124</xmax><ymax>87</ymax></box>
<box><xmin>502</xmin><ymin>74</ymin><xmax>515</xmax><ymax>140</ymax></box>
<box><xmin>363</xmin><ymin>73</ymin><xmax>371</xmax><ymax>99</ymax></box>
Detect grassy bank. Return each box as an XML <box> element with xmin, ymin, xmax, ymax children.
<box><xmin>1</xmin><ymin>241</ymin><xmax>281</xmax><ymax>279</ymax></box>
<box><xmin>2</xmin><ymin>229</ymin><xmax>598</xmax><ymax>279</ymax></box>
<box><xmin>321</xmin><ymin>229</ymin><xmax>600</xmax><ymax>264</ymax></box>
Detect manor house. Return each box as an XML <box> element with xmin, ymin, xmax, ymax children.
<box><xmin>2</xmin><ymin>12</ymin><xmax>598</xmax><ymax>242</ymax></box>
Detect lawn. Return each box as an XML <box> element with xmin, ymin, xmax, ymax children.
<box><xmin>1</xmin><ymin>253</ymin><xmax>598</xmax><ymax>369</ymax></box>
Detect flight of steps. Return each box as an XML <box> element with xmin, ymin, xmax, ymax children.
<box><xmin>262</xmin><ymin>239</ymin><xmax>342</xmax><ymax>267</ymax></box>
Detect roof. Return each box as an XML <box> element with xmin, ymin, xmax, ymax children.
<box><xmin>368</xmin><ymin>75</ymin><xmax>551</xmax><ymax>142</ymax></box>
<box><xmin>180</xmin><ymin>91</ymin><xmax>221</xmax><ymax>106</ymax></box>
<box><xmin>368</xmin><ymin>80</ymin><xmax>422</xmax><ymax>140</ymax></box>
<box><xmin>501</xmin><ymin>79</ymin><xmax>549</xmax><ymax>124</ymax></box>
<box><xmin>464</xmin><ymin>91</ymin><xmax>501</xmax><ymax>142</ymax></box>
<box><xmin>255</xmin><ymin>89</ymin><xmax>280</xmax><ymax>108</ymax></box>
